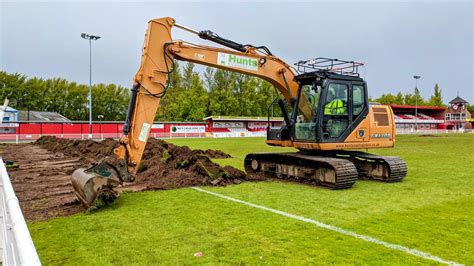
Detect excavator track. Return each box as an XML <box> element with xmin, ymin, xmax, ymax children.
<box><xmin>244</xmin><ymin>152</ymin><xmax>358</xmax><ymax>189</ymax></box>
<box><xmin>319</xmin><ymin>151</ymin><xmax>407</xmax><ymax>182</ymax></box>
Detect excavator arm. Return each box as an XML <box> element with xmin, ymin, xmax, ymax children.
<box><xmin>71</xmin><ymin>17</ymin><xmax>303</xmax><ymax>208</ymax></box>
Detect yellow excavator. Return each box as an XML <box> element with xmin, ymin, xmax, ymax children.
<box><xmin>71</xmin><ymin>17</ymin><xmax>407</xmax><ymax>208</ymax></box>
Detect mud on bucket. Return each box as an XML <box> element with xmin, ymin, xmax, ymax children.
<box><xmin>71</xmin><ymin>167</ymin><xmax>121</xmax><ymax>209</ymax></box>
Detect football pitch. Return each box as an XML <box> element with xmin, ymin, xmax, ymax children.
<box><xmin>28</xmin><ymin>134</ymin><xmax>474</xmax><ymax>264</ymax></box>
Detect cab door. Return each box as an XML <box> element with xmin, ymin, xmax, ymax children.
<box><xmin>319</xmin><ymin>81</ymin><xmax>351</xmax><ymax>141</ymax></box>
<box><xmin>318</xmin><ymin>81</ymin><xmax>368</xmax><ymax>142</ymax></box>
<box><xmin>293</xmin><ymin>83</ymin><xmax>321</xmax><ymax>141</ymax></box>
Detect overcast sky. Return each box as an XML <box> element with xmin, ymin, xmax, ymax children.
<box><xmin>1</xmin><ymin>0</ymin><xmax>473</xmax><ymax>103</ymax></box>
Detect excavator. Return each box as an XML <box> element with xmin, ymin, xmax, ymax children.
<box><xmin>71</xmin><ymin>17</ymin><xmax>407</xmax><ymax>208</ymax></box>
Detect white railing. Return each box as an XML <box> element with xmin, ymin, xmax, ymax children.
<box><xmin>394</xmin><ymin>118</ymin><xmax>444</xmax><ymax>124</ymax></box>
<box><xmin>211</xmin><ymin>131</ymin><xmax>266</xmax><ymax>138</ymax></box>
<box><xmin>0</xmin><ymin>158</ymin><xmax>41</xmax><ymax>265</ymax></box>
<box><xmin>396</xmin><ymin>128</ymin><xmax>474</xmax><ymax>134</ymax></box>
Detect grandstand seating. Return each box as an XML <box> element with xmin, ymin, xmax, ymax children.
<box><xmin>394</xmin><ymin>113</ymin><xmax>441</xmax><ymax>121</ymax></box>
<box><xmin>397</xmin><ymin>114</ymin><xmax>411</xmax><ymax>119</ymax></box>
<box><xmin>246</xmin><ymin>127</ymin><xmax>266</xmax><ymax>132</ymax></box>
<box><xmin>418</xmin><ymin>113</ymin><xmax>434</xmax><ymax>120</ymax></box>
<box><xmin>229</xmin><ymin>128</ymin><xmax>247</xmax><ymax>132</ymax></box>
<box><xmin>209</xmin><ymin>127</ymin><xmax>231</xmax><ymax>132</ymax></box>
<box><xmin>393</xmin><ymin>113</ymin><xmax>443</xmax><ymax>123</ymax></box>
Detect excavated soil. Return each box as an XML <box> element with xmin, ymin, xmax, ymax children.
<box><xmin>1</xmin><ymin>137</ymin><xmax>250</xmax><ymax>221</ymax></box>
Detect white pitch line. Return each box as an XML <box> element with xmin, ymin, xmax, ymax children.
<box><xmin>191</xmin><ymin>187</ymin><xmax>461</xmax><ymax>266</ymax></box>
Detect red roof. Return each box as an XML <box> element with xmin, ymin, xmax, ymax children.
<box><xmin>389</xmin><ymin>104</ymin><xmax>446</xmax><ymax>111</ymax></box>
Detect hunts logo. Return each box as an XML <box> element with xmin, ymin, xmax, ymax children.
<box><xmin>217</xmin><ymin>52</ymin><xmax>258</xmax><ymax>71</ymax></box>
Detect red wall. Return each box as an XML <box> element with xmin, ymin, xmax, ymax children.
<box><xmin>11</xmin><ymin>122</ymin><xmax>207</xmax><ymax>135</ymax></box>
<box><xmin>18</xmin><ymin>124</ymin><xmax>41</xmax><ymax>134</ymax></box>
<box><xmin>99</xmin><ymin>124</ymin><xmax>119</xmax><ymax>133</ymax></box>
<box><xmin>63</xmin><ymin>124</ymin><xmax>82</xmax><ymax>134</ymax></box>
<box><xmin>41</xmin><ymin>124</ymin><xmax>62</xmax><ymax>134</ymax></box>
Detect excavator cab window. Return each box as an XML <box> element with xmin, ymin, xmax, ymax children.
<box><xmin>292</xmin><ymin>74</ymin><xmax>369</xmax><ymax>143</ymax></box>
<box><xmin>294</xmin><ymin>83</ymin><xmax>321</xmax><ymax>140</ymax></box>
<box><xmin>352</xmin><ymin>84</ymin><xmax>365</xmax><ymax>116</ymax></box>
<box><xmin>322</xmin><ymin>82</ymin><xmax>350</xmax><ymax>139</ymax></box>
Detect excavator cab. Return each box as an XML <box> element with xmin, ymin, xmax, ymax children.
<box><xmin>268</xmin><ymin>58</ymin><xmax>368</xmax><ymax>144</ymax></box>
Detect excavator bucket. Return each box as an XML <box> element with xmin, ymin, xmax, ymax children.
<box><xmin>71</xmin><ymin>163</ymin><xmax>122</xmax><ymax>209</ymax></box>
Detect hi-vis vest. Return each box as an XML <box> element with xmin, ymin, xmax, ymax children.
<box><xmin>324</xmin><ymin>99</ymin><xmax>345</xmax><ymax>115</ymax></box>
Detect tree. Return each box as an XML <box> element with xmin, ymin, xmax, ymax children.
<box><xmin>395</xmin><ymin>92</ymin><xmax>404</xmax><ymax>105</ymax></box>
<box><xmin>156</xmin><ymin>61</ymin><xmax>181</xmax><ymax>121</ymax></box>
<box><xmin>467</xmin><ymin>104</ymin><xmax>474</xmax><ymax>115</ymax></box>
<box><xmin>1</xmin><ymin>69</ymin><xmax>334</xmax><ymax>122</ymax></box>
<box><xmin>403</xmin><ymin>93</ymin><xmax>416</xmax><ymax>105</ymax></box>
<box><xmin>0</xmin><ymin>71</ymin><xmax>130</xmax><ymax>121</ymax></box>
<box><xmin>92</xmin><ymin>83</ymin><xmax>129</xmax><ymax>121</ymax></box>
<box><xmin>185</xmin><ymin>72</ymin><xmax>208</xmax><ymax>121</ymax></box>
<box><xmin>0</xmin><ymin>71</ymin><xmax>27</xmax><ymax>107</ymax></box>
<box><xmin>427</xmin><ymin>83</ymin><xmax>445</xmax><ymax>107</ymax></box>
<box><xmin>208</xmin><ymin>69</ymin><xmax>237</xmax><ymax>116</ymax></box>
<box><xmin>413</xmin><ymin>88</ymin><xmax>425</xmax><ymax>106</ymax></box>
<box><xmin>64</xmin><ymin>83</ymin><xmax>88</xmax><ymax>120</ymax></box>
<box><xmin>375</xmin><ymin>93</ymin><xmax>397</xmax><ymax>105</ymax></box>
<box><xmin>175</xmin><ymin>62</ymin><xmax>208</xmax><ymax>121</ymax></box>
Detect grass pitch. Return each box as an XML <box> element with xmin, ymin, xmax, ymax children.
<box><xmin>28</xmin><ymin>134</ymin><xmax>474</xmax><ymax>264</ymax></box>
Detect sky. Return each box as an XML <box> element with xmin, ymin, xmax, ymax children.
<box><xmin>1</xmin><ymin>0</ymin><xmax>473</xmax><ymax>103</ymax></box>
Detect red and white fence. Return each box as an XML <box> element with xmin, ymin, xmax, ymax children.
<box><xmin>0</xmin><ymin>122</ymin><xmax>209</xmax><ymax>143</ymax></box>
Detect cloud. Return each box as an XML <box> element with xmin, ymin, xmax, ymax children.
<box><xmin>1</xmin><ymin>1</ymin><xmax>472</xmax><ymax>102</ymax></box>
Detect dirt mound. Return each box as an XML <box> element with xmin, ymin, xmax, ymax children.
<box><xmin>132</xmin><ymin>138</ymin><xmax>243</xmax><ymax>190</ymax></box>
<box><xmin>35</xmin><ymin>136</ymin><xmax>119</xmax><ymax>164</ymax></box>
<box><xmin>35</xmin><ymin>136</ymin><xmax>245</xmax><ymax>189</ymax></box>
<box><xmin>2</xmin><ymin>138</ymin><xmax>256</xmax><ymax>221</ymax></box>
<box><xmin>0</xmin><ymin>137</ymin><xmax>248</xmax><ymax>221</ymax></box>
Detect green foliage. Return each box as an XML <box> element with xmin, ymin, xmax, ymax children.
<box><xmin>2</xmin><ymin>66</ymin><xmax>283</xmax><ymax>122</ymax></box>
<box><xmin>0</xmin><ymin>71</ymin><xmax>129</xmax><ymax>120</ymax></box>
<box><xmin>375</xmin><ymin>93</ymin><xmax>397</xmax><ymax>105</ymax></box>
<box><xmin>156</xmin><ymin>64</ymin><xmax>279</xmax><ymax>121</ymax></box>
<box><xmin>468</xmin><ymin>105</ymin><xmax>474</xmax><ymax>114</ymax></box>
<box><xmin>427</xmin><ymin>83</ymin><xmax>445</xmax><ymax>107</ymax></box>
<box><xmin>29</xmin><ymin>135</ymin><xmax>474</xmax><ymax>264</ymax></box>
<box><xmin>374</xmin><ymin>84</ymin><xmax>447</xmax><ymax>107</ymax></box>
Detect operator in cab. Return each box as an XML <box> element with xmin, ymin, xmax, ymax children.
<box><xmin>324</xmin><ymin>90</ymin><xmax>346</xmax><ymax>115</ymax></box>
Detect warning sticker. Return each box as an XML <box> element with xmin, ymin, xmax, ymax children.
<box><xmin>138</xmin><ymin>123</ymin><xmax>151</xmax><ymax>142</ymax></box>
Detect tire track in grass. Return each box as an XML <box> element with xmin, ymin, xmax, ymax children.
<box><xmin>192</xmin><ymin>187</ymin><xmax>461</xmax><ymax>265</ymax></box>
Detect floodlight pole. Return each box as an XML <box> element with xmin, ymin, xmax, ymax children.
<box><xmin>81</xmin><ymin>33</ymin><xmax>101</xmax><ymax>139</ymax></box>
<box><xmin>413</xmin><ymin>75</ymin><xmax>421</xmax><ymax>131</ymax></box>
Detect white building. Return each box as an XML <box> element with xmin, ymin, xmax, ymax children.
<box><xmin>0</xmin><ymin>106</ymin><xmax>19</xmax><ymax>134</ymax></box>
